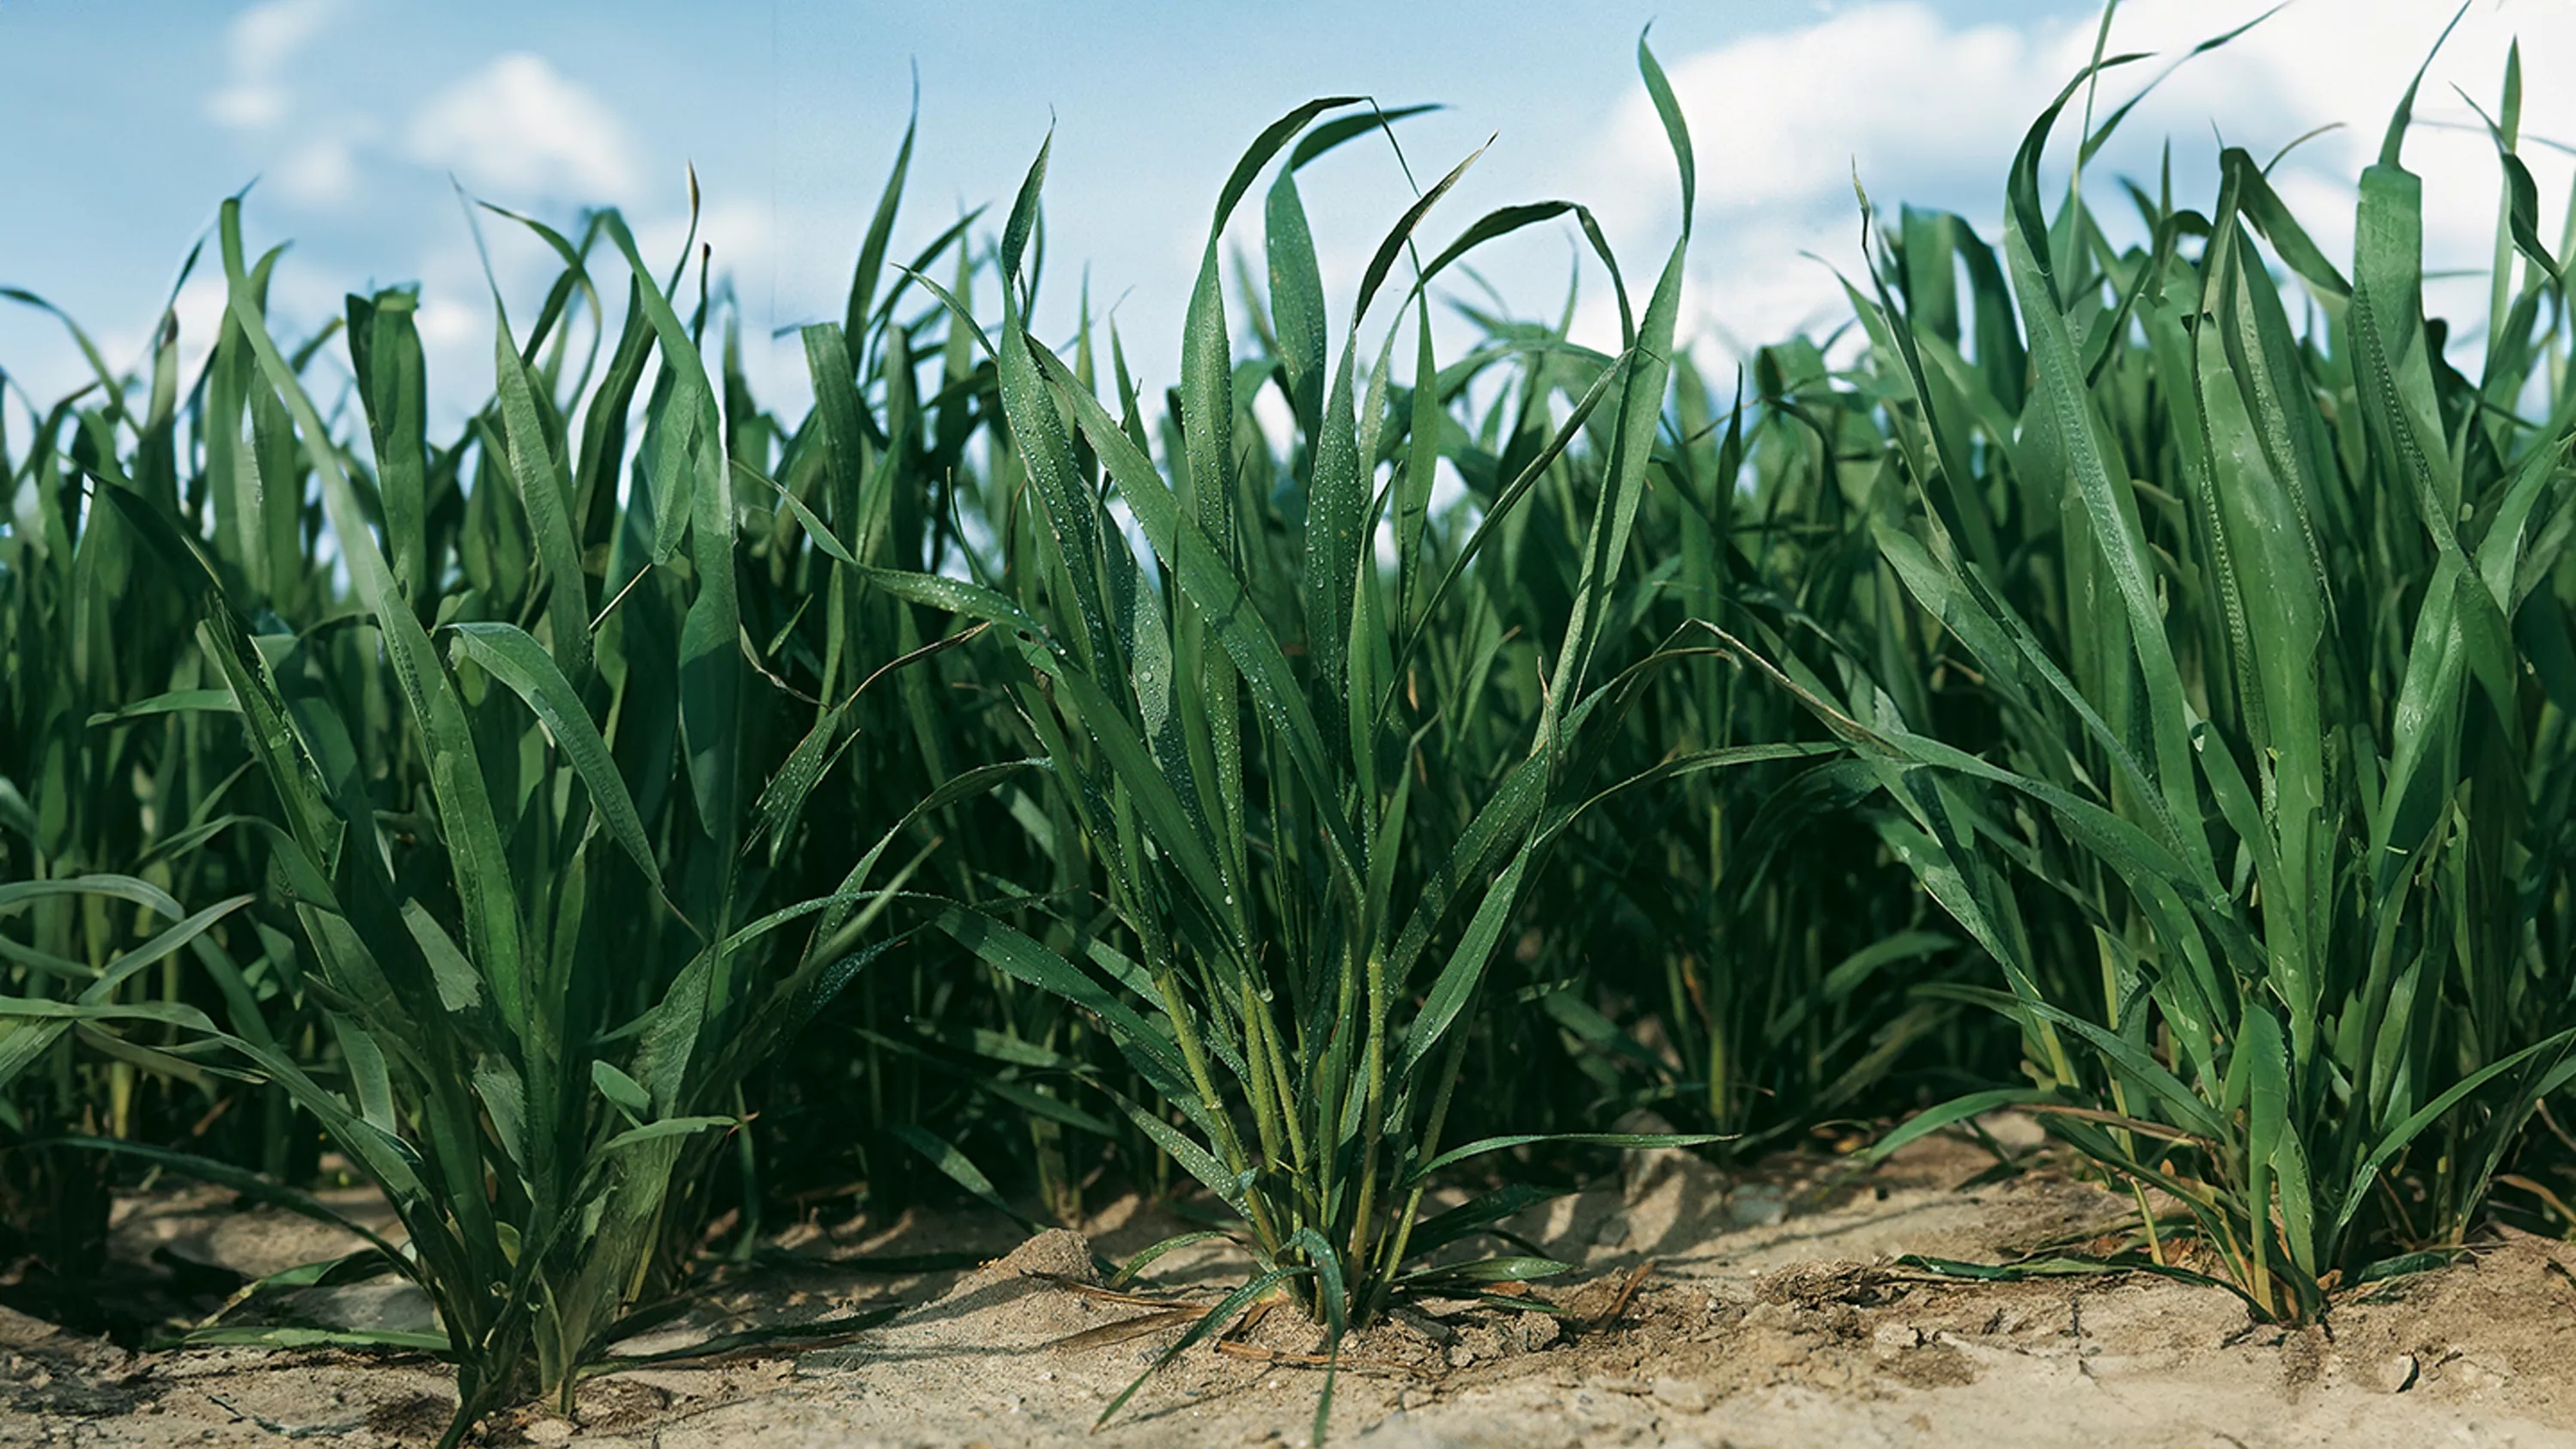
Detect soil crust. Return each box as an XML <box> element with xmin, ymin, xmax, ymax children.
<box><xmin>9</xmin><ymin>1120</ymin><xmax>2576</xmax><ymax>1447</ymax></box>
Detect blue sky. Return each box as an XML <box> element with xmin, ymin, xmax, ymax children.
<box><xmin>3</xmin><ymin>1</ymin><xmax>2567</xmax><ymax>428</ymax></box>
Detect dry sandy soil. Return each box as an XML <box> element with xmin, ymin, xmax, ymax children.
<box><xmin>7</xmin><ymin>1119</ymin><xmax>2576</xmax><ymax>1448</ymax></box>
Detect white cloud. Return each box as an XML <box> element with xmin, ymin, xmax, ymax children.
<box><xmin>1609</xmin><ymin>5</ymin><xmax>2044</xmax><ymax>226</ymax></box>
<box><xmin>272</xmin><ymin>120</ymin><xmax>379</xmax><ymax>209</ymax></box>
<box><xmin>206</xmin><ymin>0</ymin><xmax>343</xmax><ymax>131</ymax></box>
<box><xmin>207</xmin><ymin>87</ymin><xmax>285</xmax><ymax>131</ymax></box>
<box><xmin>406</xmin><ymin>54</ymin><xmax>641</xmax><ymax>202</ymax></box>
<box><xmin>1595</xmin><ymin>0</ymin><xmax>2576</xmax><ymax>361</ymax></box>
<box><xmin>636</xmin><ymin>197</ymin><xmax>777</xmax><ymax>288</ymax></box>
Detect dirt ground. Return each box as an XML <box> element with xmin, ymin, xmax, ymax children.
<box><xmin>8</xmin><ymin>1119</ymin><xmax>2576</xmax><ymax>1448</ymax></box>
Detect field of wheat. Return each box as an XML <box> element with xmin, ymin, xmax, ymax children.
<box><xmin>6</xmin><ymin>7</ymin><xmax>2576</xmax><ymax>1446</ymax></box>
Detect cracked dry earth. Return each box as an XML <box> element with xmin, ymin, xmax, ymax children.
<box><xmin>9</xmin><ymin>1120</ymin><xmax>2576</xmax><ymax>1448</ymax></box>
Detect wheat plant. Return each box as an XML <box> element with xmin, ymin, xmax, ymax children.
<box><xmin>1803</xmin><ymin>14</ymin><xmax>2576</xmax><ymax>1318</ymax></box>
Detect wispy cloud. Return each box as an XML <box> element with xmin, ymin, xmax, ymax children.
<box><xmin>405</xmin><ymin>54</ymin><xmax>641</xmax><ymax>201</ymax></box>
<box><xmin>206</xmin><ymin>0</ymin><xmax>345</xmax><ymax>131</ymax></box>
<box><xmin>270</xmin><ymin>120</ymin><xmax>382</xmax><ymax>210</ymax></box>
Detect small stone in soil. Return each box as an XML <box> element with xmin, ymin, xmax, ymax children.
<box><xmin>1390</xmin><ymin>1306</ymin><xmax>1456</xmax><ymax>1346</ymax></box>
<box><xmin>1651</xmin><ymin>1376</ymin><xmax>1710</xmax><ymax>1412</ymax></box>
<box><xmin>1873</xmin><ymin>1323</ymin><xmax>1923</xmax><ymax>1354</ymax></box>
<box><xmin>2440</xmin><ymin>1354</ymin><xmax>2511</xmax><ymax>1391</ymax></box>
<box><xmin>1726</xmin><ymin>1185</ymin><xmax>1788</xmax><ymax>1227</ymax></box>
<box><xmin>1516</xmin><ymin>1311</ymin><xmax>1563</xmax><ymax>1352</ymax></box>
